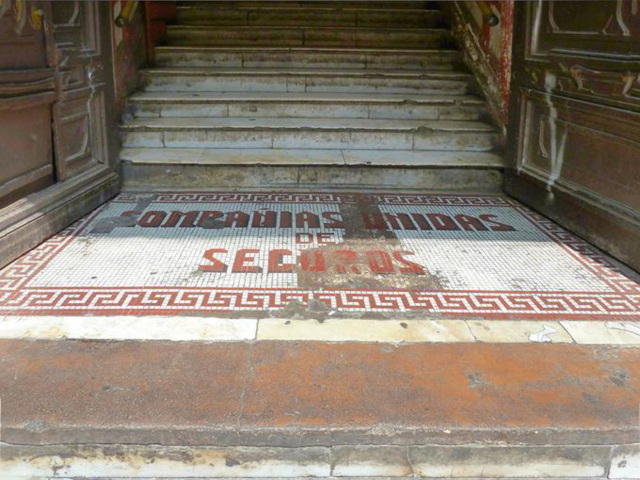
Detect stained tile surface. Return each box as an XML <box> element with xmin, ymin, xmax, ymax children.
<box><xmin>0</xmin><ymin>191</ymin><xmax>638</xmax><ymax>319</ymax></box>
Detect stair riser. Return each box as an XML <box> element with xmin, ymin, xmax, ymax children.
<box><xmin>144</xmin><ymin>76</ymin><xmax>469</xmax><ymax>95</ymax></box>
<box><xmin>132</xmin><ymin>102</ymin><xmax>484</xmax><ymax>121</ymax></box>
<box><xmin>167</xmin><ymin>28</ymin><xmax>451</xmax><ymax>48</ymax></box>
<box><xmin>122</xmin><ymin>163</ymin><xmax>503</xmax><ymax>191</ymax></box>
<box><xmin>121</xmin><ymin>130</ymin><xmax>497</xmax><ymax>152</ymax></box>
<box><xmin>176</xmin><ymin>8</ymin><xmax>444</xmax><ymax>28</ymax></box>
<box><xmin>155</xmin><ymin>51</ymin><xmax>460</xmax><ymax>71</ymax></box>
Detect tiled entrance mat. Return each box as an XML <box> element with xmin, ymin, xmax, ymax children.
<box><xmin>1</xmin><ymin>192</ymin><xmax>638</xmax><ymax>319</ymax></box>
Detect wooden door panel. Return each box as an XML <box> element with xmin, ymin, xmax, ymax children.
<box><xmin>0</xmin><ymin>96</ymin><xmax>54</xmax><ymax>208</ymax></box>
<box><xmin>0</xmin><ymin>3</ymin><xmax>54</xmax><ymax>207</ymax></box>
<box><xmin>538</xmin><ymin>0</ymin><xmax>640</xmax><ymax>55</ymax></box>
<box><xmin>519</xmin><ymin>91</ymin><xmax>640</xmax><ymax>210</ymax></box>
<box><xmin>0</xmin><ymin>1</ymin><xmax>47</xmax><ymax>69</ymax></box>
<box><xmin>507</xmin><ymin>0</ymin><xmax>640</xmax><ymax>270</ymax></box>
<box><xmin>50</xmin><ymin>1</ymin><xmax>110</xmax><ymax>181</ymax></box>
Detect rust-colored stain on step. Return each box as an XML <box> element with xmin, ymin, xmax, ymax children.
<box><xmin>0</xmin><ymin>340</ymin><xmax>637</xmax><ymax>445</ymax></box>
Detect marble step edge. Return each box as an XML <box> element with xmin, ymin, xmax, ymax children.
<box><xmin>154</xmin><ymin>46</ymin><xmax>460</xmax><ymax>55</ymax></box>
<box><xmin>178</xmin><ymin>2</ymin><xmax>438</xmax><ymax>9</ymax></box>
<box><xmin>142</xmin><ymin>68</ymin><xmax>469</xmax><ymax>80</ymax></box>
<box><xmin>167</xmin><ymin>24</ymin><xmax>449</xmax><ymax>33</ymax></box>
<box><xmin>176</xmin><ymin>5</ymin><xmax>441</xmax><ymax>13</ymax></box>
<box><xmin>175</xmin><ymin>6</ymin><xmax>444</xmax><ymax>23</ymax></box>
<box><xmin>119</xmin><ymin>148</ymin><xmax>505</xmax><ymax>168</ymax></box>
<box><xmin>177</xmin><ymin>0</ymin><xmax>436</xmax><ymax>7</ymax></box>
<box><xmin>127</xmin><ymin>92</ymin><xmax>483</xmax><ymax>106</ymax></box>
<box><xmin>1</xmin><ymin>442</ymin><xmax>635</xmax><ymax>479</ymax></box>
<box><xmin>120</xmin><ymin>118</ymin><xmax>495</xmax><ymax>133</ymax></box>
<box><xmin>153</xmin><ymin>48</ymin><xmax>463</xmax><ymax>70</ymax></box>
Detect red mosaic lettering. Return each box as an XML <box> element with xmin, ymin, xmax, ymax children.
<box><xmin>280</xmin><ymin>211</ymin><xmax>292</xmax><ymax>228</ymax></box>
<box><xmin>362</xmin><ymin>211</ymin><xmax>388</xmax><ymax>230</ymax></box>
<box><xmin>163</xmin><ymin>211</ymin><xmax>199</xmax><ymax>228</ymax></box>
<box><xmin>197</xmin><ymin>211</ymin><xmax>223</xmax><ymax>228</ymax></box>
<box><xmin>393</xmin><ymin>251</ymin><xmax>425</xmax><ymax>274</ymax></box>
<box><xmin>480</xmin><ymin>214</ymin><xmax>517</xmax><ymax>231</ymax></box>
<box><xmin>300</xmin><ymin>250</ymin><xmax>326</xmax><ymax>272</ymax></box>
<box><xmin>296</xmin><ymin>233</ymin><xmax>313</xmax><ymax>244</ymax></box>
<box><xmin>385</xmin><ymin>213</ymin><xmax>417</xmax><ymax>230</ymax></box>
<box><xmin>411</xmin><ymin>213</ymin><xmax>432</xmax><ymax>230</ymax></box>
<box><xmin>317</xmin><ymin>232</ymin><xmax>336</xmax><ymax>245</ymax></box>
<box><xmin>366</xmin><ymin>250</ymin><xmax>394</xmax><ymax>273</ymax></box>
<box><xmin>139</xmin><ymin>211</ymin><xmax>166</xmax><ymax>227</ymax></box>
<box><xmin>322</xmin><ymin>211</ymin><xmax>345</xmax><ymax>228</ymax></box>
<box><xmin>225</xmin><ymin>211</ymin><xmax>250</xmax><ymax>228</ymax></box>
<box><xmin>455</xmin><ymin>214</ymin><xmax>489</xmax><ymax>231</ymax></box>
<box><xmin>334</xmin><ymin>250</ymin><xmax>359</xmax><ymax>273</ymax></box>
<box><xmin>232</xmin><ymin>249</ymin><xmax>261</xmax><ymax>273</ymax></box>
<box><xmin>426</xmin><ymin>213</ymin><xmax>459</xmax><ymax>231</ymax></box>
<box><xmin>252</xmin><ymin>211</ymin><xmax>277</xmax><ymax>228</ymax></box>
<box><xmin>199</xmin><ymin>248</ymin><xmax>228</xmax><ymax>272</ymax></box>
<box><xmin>296</xmin><ymin>211</ymin><xmax>320</xmax><ymax>229</ymax></box>
<box><xmin>268</xmin><ymin>249</ymin><xmax>294</xmax><ymax>273</ymax></box>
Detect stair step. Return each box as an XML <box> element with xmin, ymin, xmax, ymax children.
<box><xmin>143</xmin><ymin>68</ymin><xmax>471</xmax><ymax>95</ymax></box>
<box><xmin>176</xmin><ymin>6</ymin><xmax>444</xmax><ymax>28</ymax></box>
<box><xmin>128</xmin><ymin>92</ymin><xmax>485</xmax><ymax>121</ymax></box>
<box><xmin>120</xmin><ymin>117</ymin><xmax>498</xmax><ymax>151</ymax></box>
<box><xmin>178</xmin><ymin>1</ymin><xmax>435</xmax><ymax>10</ymax></box>
<box><xmin>120</xmin><ymin>148</ymin><xmax>503</xmax><ymax>189</ymax></box>
<box><xmin>1</xmin><ymin>339</ymin><xmax>634</xmax><ymax>477</ymax></box>
<box><xmin>154</xmin><ymin>46</ymin><xmax>462</xmax><ymax>70</ymax></box>
<box><xmin>166</xmin><ymin>25</ymin><xmax>452</xmax><ymax>49</ymax></box>
<box><xmin>120</xmin><ymin>147</ymin><xmax>505</xmax><ymax>167</ymax></box>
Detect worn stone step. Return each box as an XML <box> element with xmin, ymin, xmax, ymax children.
<box><xmin>120</xmin><ymin>147</ymin><xmax>504</xmax><ymax>167</ymax></box>
<box><xmin>178</xmin><ymin>1</ymin><xmax>435</xmax><ymax>10</ymax></box>
<box><xmin>166</xmin><ymin>25</ymin><xmax>452</xmax><ymax>49</ymax></box>
<box><xmin>143</xmin><ymin>68</ymin><xmax>471</xmax><ymax>95</ymax></box>
<box><xmin>0</xmin><ymin>339</ymin><xmax>637</xmax><ymax>478</ymax></box>
<box><xmin>176</xmin><ymin>6</ymin><xmax>444</xmax><ymax>28</ymax></box>
<box><xmin>120</xmin><ymin>117</ymin><xmax>498</xmax><ymax>152</ymax></box>
<box><xmin>120</xmin><ymin>149</ymin><xmax>502</xmax><ymax>189</ymax></box>
<box><xmin>4</xmin><ymin>441</ymin><xmax>629</xmax><ymax>478</ymax></box>
<box><xmin>120</xmin><ymin>147</ymin><xmax>504</xmax><ymax>190</ymax></box>
<box><xmin>128</xmin><ymin>92</ymin><xmax>485</xmax><ymax>121</ymax></box>
<box><xmin>154</xmin><ymin>46</ymin><xmax>462</xmax><ymax>71</ymax></box>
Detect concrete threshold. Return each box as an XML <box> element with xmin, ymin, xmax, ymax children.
<box><xmin>0</xmin><ymin>340</ymin><xmax>638</xmax><ymax>477</ymax></box>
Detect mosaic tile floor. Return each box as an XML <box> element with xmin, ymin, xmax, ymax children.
<box><xmin>0</xmin><ymin>191</ymin><xmax>638</xmax><ymax>319</ymax></box>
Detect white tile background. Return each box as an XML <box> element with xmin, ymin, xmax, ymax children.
<box><xmin>28</xmin><ymin>200</ymin><xmax>615</xmax><ymax>294</ymax></box>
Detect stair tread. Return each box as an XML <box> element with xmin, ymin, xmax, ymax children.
<box><xmin>144</xmin><ymin>68</ymin><xmax>468</xmax><ymax>78</ymax></box>
<box><xmin>168</xmin><ymin>24</ymin><xmax>447</xmax><ymax>32</ymax></box>
<box><xmin>177</xmin><ymin>5</ymin><xmax>440</xmax><ymax>12</ymax></box>
<box><xmin>178</xmin><ymin>1</ymin><xmax>434</xmax><ymax>9</ymax></box>
<box><xmin>129</xmin><ymin>91</ymin><xmax>483</xmax><ymax>105</ymax></box>
<box><xmin>155</xmin><ymin>46</ymin><xmax>459</xmax><ymax>54</ymax></box>
<box><xmin>120</xmin><ymin>147</ymin><xmax>505</xmax><ymax>167</ymax></box>
<box><xmin>122</xmin><ymin>117</ymin><xmax>496</xmax><ymax>132</ymax></box>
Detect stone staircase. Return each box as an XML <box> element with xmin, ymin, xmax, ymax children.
<box><xmin>120</xmin><ymin>0</ymin><xmax>503</xmax><ymax>190</ymax></box>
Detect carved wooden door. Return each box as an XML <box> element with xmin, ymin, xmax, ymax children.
<box><xmin>48</xmin><ymin>1</ymin><xmax>112</xmax><ymax>182</ymax></box>
<box><xmin>507</xmin><ymin>0</ymin><xmax>640</xmax><ymax>270</ymax></box>
<box><xmin>0</xmin><ymin>0</ymin><xmax>54</xmax><ymax>207</ymax></box>
<box><xmin>0</xmin><ymin>0</ymin><xmax>119</xmax><ymax>267</ymax></box>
